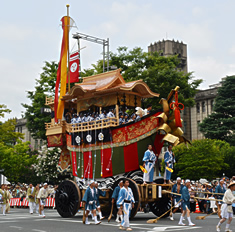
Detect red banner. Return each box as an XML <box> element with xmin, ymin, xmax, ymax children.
<box><xmin>67</xmin><ymin>51</ymin><xmax>79</xmax><ymax>83</ymax></box>
<box><xmin>71</xmin><ymin>151</ymin><xmax>78</xmax><ymax>176</ymax></box>
<box><xmin>83</xmin><ymin>151</ymin><xmax>93</xmax><ymax>179</ymax></box>
<box><xmin>102</xmin><ymin>148</ymin><xmax>113</xmax><ymax>178</ymax></box>
<box><xmin>124</xmin><ymin>143</ymin><xmax>139</xmax><ymax>172</ymax></box>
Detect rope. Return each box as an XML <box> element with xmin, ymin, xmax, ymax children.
<box><xmin>190</xmin><ymin>190</ymin><xmax>225</xmax><ymax>195</ymax></box>
<box><xmin>162</xmin><ymin>190</ymin><xmax>223</xmax><ymax>202</ymax></box>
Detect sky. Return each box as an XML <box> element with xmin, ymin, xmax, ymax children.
<box><xmin>1</xmin><ymin>0</ymin><xmax>235</xmax><ymax>121</ymax></box>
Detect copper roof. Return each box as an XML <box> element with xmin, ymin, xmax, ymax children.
<box><xmin>62</xmin><ymin>69</ymin><xmax>159</xmax><ymax>100</ymax></box>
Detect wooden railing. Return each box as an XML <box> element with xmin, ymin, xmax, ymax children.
<box><xmin>45</xmin><ymin>96</ymin><xmax>54</xmax><ymax>105</ymax></box>
<box><xmin>66</xmin><ymin>117</ymin><xmax>119</xmax><ymax>133</ymax></box>
<box><xmin>45</xmin><ymin>120</ymin><xmax>65</xmax><ymax>130</ymax></box>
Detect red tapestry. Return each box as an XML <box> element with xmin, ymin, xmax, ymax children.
<box><xmin>123</xmin><ymin>143</ymin><xmax>139</xmax><ymax>172</ymax></box>
<box><xmin>47</xmin><ymin>134</ymin><xmax>63</xmax><ymax>147</ymax></box>
<box><xmin>102</xmin><ymin>148</ymin><xmax>113</xmax><ymax>178</ymax></box>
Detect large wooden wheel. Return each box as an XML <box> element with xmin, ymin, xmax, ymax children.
<box><xmin>110</xmin><ymin>177</ymin><xmax>141</xmax><ymax>219</ymax></box>
<box><xmin>55</xmin><ymin>180</ymin><xmax>81</xmax><ymax>218</ymax></box>
<box><xmin>149</xmin><ymin>197</ymin><xmax>171</xmax><ymax>218</ymax></box>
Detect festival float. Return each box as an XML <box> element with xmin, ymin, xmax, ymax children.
<box><xmin>44</xmin><ymin>5</ymin><xmax>189</xmax><ymax>219</ymax></box>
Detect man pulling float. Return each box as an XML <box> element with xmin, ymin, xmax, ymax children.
<box><xmin>111</xmin><ymin>180</ymin><xmax>124</xmax><ymax>223</ymax></box>
<box><xmin>178</xmin><ymin>179</ymin><xmax>195</xmax><ymax>226</ymax></box>
<box><xmin>170</xmin><ymin>177</ymin><xmax>183</xmax><ymax>221</ymax></box>
<box><xmin>117</xmin><ymin>179</ymin><xmax>135</xmax><ymax>231</ymax></box>
<box><xmin>94</xmin><ymin>182</ymin><xmax>106</xmax><ymax>220</ymax></box>
<box><xmin>82</xmin><ymin>180</ymin><xmax>101</xmax><ymax>225</ymax></box>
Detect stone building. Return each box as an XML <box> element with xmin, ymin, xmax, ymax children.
<box><xmin>148</xmin><ymin>39</ymin><xmax>191</xmax><ymax>138</ymax></box>
<box><xmin>148</xmin><ymin>39</ymin><xmax>188</xmax><ymax>73</ymax></box>
<box><xmin>148</xmin><ymin>39</ymin><xmax>224</xmax><ymax>141</ymax></box>
<box><xmin>15</xmin><ymin>118</ymin><xmax>43</xmax><ymax>150</ymax></box>
<box><xmin>189</xmin><ymin>86</ymin><xmax>218</xmax><ymax>140</ymax></box>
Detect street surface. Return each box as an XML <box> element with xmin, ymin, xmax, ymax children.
<box><xmin>0</xmin><ymin>208</ymin><xmax>234</xmax><ymax>232</ymax></box>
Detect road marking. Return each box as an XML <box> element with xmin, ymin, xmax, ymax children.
<box><xmin>9</xmin><ymin>226</ymin><xmax>22</xmax><ymax>230</ymax></box>
<box><xmin>34</xmin><ymin>218</ymin><xmax>193</xmax><ymax>231</ymax></box>
<box><xmin>0</xmin><ymin>221</ymin><xmax>18</xmax><ymax>223</ymax></box>
<box><xmin>32</xmin><ymin>229</ymin><xmax>47</xmax><ymax>232</ymax></box>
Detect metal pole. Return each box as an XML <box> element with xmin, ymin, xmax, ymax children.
<box><xmin>103</xmin><ymin>41</ymin><xmax>105</xmax><ymax>73</ymax></box>
<box><xmin>66</xmin><ymin>4</ymin><xmax>71</xmax><ymax>92</ymax></box>
<box><xmin>107</xmin><ymin>38</ymin><xmax>109</xmax><ymax>71</ymax></box>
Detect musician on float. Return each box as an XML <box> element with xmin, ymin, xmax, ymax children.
<box><xmin>142</xmin><ymin>144</ymin><xmax>157</xmax><ymax>184</ymax></box>
<box><xmin>164</xmin><ymin>144</ymin><xmax>175</xmax><ymax>184</ymax></box>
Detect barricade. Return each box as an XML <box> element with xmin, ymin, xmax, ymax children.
<box><xmin>10</xmin><ymin>197</ymin><xmax>55</xmax><ymax>208</ymax></box>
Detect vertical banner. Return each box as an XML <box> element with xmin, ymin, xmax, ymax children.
<box><xmin>83</xmin><ymin>151</ymin><xmax>93</xmax><ymax>179</ymax></box>
<box><xmin>71</xmin><ymin>151</ymin><xmax>78</xmax><ymax>176</ymax></box>
<box><xmin>67</xmin><ymin>51</ymin><xmax>80</xmax><ymax>83</ymax></box>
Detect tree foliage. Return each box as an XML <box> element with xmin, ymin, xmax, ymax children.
<box><xmin>82</xmin><ymin>47</ymin><xmax>202</xmax><ymax>109</ymax></box>
<box><xmin>22</xmin><ymin>61</ymin><xmax>58</xmax><ymax>140</ymax></box>
<box><xmin>172</xmin><ymin>139</ymin><xmax>230</xmax><ymax>180</ymax></box>
<box><xmin>0</xmin><ymin>105</ymin><xmax>37</xmax><ymax>183</ymax></box>
<box><xmin>199</xmin><ymin>76</ymin><xmax>235</xmax><ymax>146</ymax></box>
<box><xmin>0</xmin><ymin>140</ymin><xmax>38</xmax><ymax>183</ymax></box>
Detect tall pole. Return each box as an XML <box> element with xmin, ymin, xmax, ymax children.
<box><xmin>103</xmin><ymin>41</ymin><xmax>105</xmax><ymax>73</ymax></box>
<box><xmin>107</xmin><ymin>38</ymin><xmax>109</xmax><ymax>71</ymax></box>
<box><xmin>66</xmin><ymin>4</ymin><xmax>70</xmax><ymax>92</ymax></box>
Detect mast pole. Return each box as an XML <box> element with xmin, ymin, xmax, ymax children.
<box><xmin>66</xmin><ymin>4</ymin><xmax>70</xmax><ymax>92</ymax></box>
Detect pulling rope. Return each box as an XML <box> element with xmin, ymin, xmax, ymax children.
<box><xmin>162</xmin><ymin>190</ymin><xmax>223</xmax><ymax>202</ymax></box>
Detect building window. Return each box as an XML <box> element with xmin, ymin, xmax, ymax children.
<box><xmin>202</xmin><ymin>101</ymin><xmax>206</xmax><ymax>113</ymax></box>
<box><xmin>183</xmin><ymin>121</ymin><xmax>187</xmax><ymax>133</ymax></box>
<box><xmin>35</xmin><ymin>140</ymin><xmax>38</xmax><ymax>150</ymax></box>
<box><xmin>196</xmin><ymin>103</ymin><xmax>200</xmax><ymax>113</ymax></box>
<box><xmin>211</xmin><ymin>100</ymin><xmax>214</xmax><ymax>111</ymax></box>
<box><xmin>197</xmin><ymin>120</ymin><xmax>200</xmax><ymax>134</ymax></box>
<box><xmin>40</xmin><ymin>140</ymin><xmax>43</xmax><ymax>149</ymax></box>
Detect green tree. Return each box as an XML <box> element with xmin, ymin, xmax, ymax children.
<box><xmin>0</xmin><ymin>105</ymin><xmax>37</xmax><ymax>183</ymax></box>
<box><xmin>172</xmin><ymin>139</ymin><xmax>230</xmax><ymax>180</ymax></box>
<box><xmin>0</xmin><ymin>105</ymin><xmax>23</xmax><ymax>145</ymax></box>
<box><xmin>0</xmin><ymin>140</ymin><xmax>38</xmax><ymax>183</ymax></box>
<box><xmin>82</xmin><ymin>47</ymin><xmax>202</xmax><ymax>109</ymax></box>
<box><xmin>22</xmin><ymin>61</ymin><xmax>58</xmax><ymax>140</ymax></box>
<box><xmin>199</xmin><ymin>76</ymin><xmax>235</xmax><ymax>146</ymax></box>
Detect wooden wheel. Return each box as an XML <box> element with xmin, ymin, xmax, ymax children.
<box><xmin>110</xmin><ymin>177</ymin><xmax>141</xmax><ymax>219</ymax></box>
<box><xmin>149</xmin><ymin>197</ymin><xmax>171</xmax><ymax>218</ymax></box>
<box><xmin>55</xmin><ymin>180</ymin><xmax>81</xmax><ymax>218</ymax></box>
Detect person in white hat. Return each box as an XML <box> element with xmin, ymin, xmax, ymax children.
<box><xmin>170</xmin><ymin>177</ymin><xmax>183</xmax><ymax>221</ymax></box>
<box><xmin>37</xmin><ymin>183</ymin><xmax>56</xmax><ymax>218</ymax></box>
<box><xmin>178</xmin><ymin>179</ymin><xmax>195</xmax><ymax>226</ymax></box>
<box><xmin>37</xmin><ymin>183</ymin><xmax>48</xmax><ymax>218</ymax></box>
<box><xmin>216</xmin><ymin>181</ymin><xmax>235</xmax><ymax>232</ymax></box>
<box><xmin>27</xmin><ymin>183</ymin><xmax>36</xmax><ymax>214</ymax></box>
<box><xmin>82</xmin><ymin>180</ymin><xmax>101</xmax><ymax>225</ymax></box>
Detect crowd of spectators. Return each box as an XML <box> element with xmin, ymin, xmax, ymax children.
<box><xmin>2</xmin><ymin>183</ymin><xmax>57</xmax><ymax>202</ymax></box>
<box><xmin>171</xmin><ymin>177</ymin><xmax>235</xmax><ymax>215</ymax></box>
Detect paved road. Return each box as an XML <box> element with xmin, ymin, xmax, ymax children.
<box><xmin>0</xmin><ymin>208</ymin><xmax>234</xmax><ymax>232</ymax></box>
